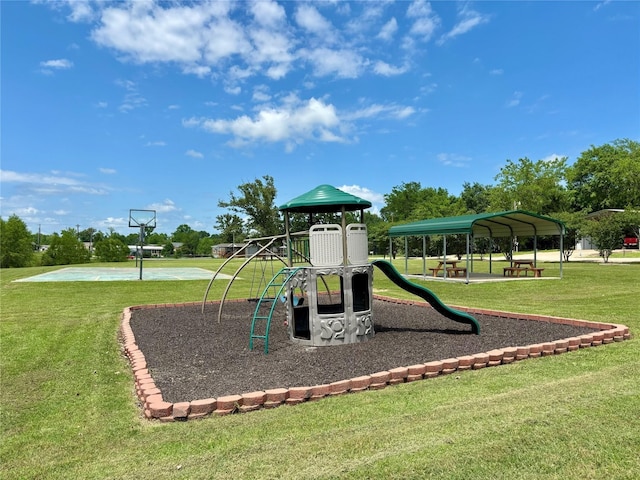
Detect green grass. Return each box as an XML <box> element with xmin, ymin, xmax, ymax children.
<box><xmin>1</xmin><ymin>258</ymin><xmax>639</xmax><ymax>479</ymax></box>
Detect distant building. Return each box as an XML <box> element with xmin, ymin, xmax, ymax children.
<box><xmin>212</xmin><ymin>243</ymin><xmax>245</xmax><ymax>258</ymax></box>
<box><xmin>576</xmin><ymin>209</ymin><xmax>638</xmax><ymax>250</ymax></box>
<box><xmin>128</xmin><ymin>245</ymin><xmax>164</xmax><ymax>257</ymax></box>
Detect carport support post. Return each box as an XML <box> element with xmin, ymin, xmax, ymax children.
<box><xmin>422</xmin><ymin>236</ymin><xmax>427</xmax><ymax>277</ymax></box>
<box><xmin>465</xmin><ymin>234</ymin><xmax>470</xmax><ymax>284</ymax></box>
<box><xmin>404</xmin><ymin>236</ymin><xmax>409</xmax><ymax>274</ymax></box>
<box><xmin>559</xmin><ymin>232</ymin><xmax>564</xmax><ymax>279</ymax></box>
<box><xmin>443</xmin><ymin>235</ymin><xmax>447</xmax><ymax>279</ymax></box>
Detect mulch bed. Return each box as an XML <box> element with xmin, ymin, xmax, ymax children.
<box><xmin>129</xmin><ymin>299</ymin><xmax>598</xmax><ymax>403</ymax></box>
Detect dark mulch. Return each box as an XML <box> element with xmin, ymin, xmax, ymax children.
<box><xmin>129</xmin><ymin>299</ymin><xmax>597</xmax><ymax>403</ymax></box>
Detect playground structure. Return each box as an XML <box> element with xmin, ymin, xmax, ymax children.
<box><xmin>202</xmin><ymin>185</ymin><xmax>479</xmax><ymax>353</ymax></box>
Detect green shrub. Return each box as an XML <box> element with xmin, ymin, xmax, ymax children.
<box><xmin>94</xmin><ymin>238</ymin><xmax>130</xmax><ymax>262</ymax></box>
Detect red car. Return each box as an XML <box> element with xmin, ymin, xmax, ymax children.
<box><xmin>623</xmin><ymin>237</ymin><xmax>639</xmax><ymax>248</ymax></box>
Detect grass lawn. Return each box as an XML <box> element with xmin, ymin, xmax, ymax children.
<box><xmin>1</xmin><ymin>258</ymin><xmax>639</xmax><ymax>479</ymax></box>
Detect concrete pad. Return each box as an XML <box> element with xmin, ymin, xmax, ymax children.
<box><xmin>14</xmin><ymin>267</ymin><xmax>232</xmax><ymax>282</ymax></box>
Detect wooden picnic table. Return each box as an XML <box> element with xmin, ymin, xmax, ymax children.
<box><xmin>504</xmin><ymin>260</ymin><xmax>544</xmax><ymax>277</ymax></box>
<box><xmin>429</xmin><ymin>260</ymin><xmax>463</xmax><ymax>277</ymax></box>
<box><xmin>513</xmin><ymin>260</ymin><xmax>534</xmax><ymax>268</ymax></box>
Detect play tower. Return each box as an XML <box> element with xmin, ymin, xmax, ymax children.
<box><xmin>276</xmin><ymin>185</ymin><xmax>374</xmax><ymax>348</ymax></box>
<box><xmin>202</xmin><ymin>184</ymin><xmax>479</xmax><ymax>354</ymax></box>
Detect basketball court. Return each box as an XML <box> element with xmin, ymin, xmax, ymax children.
<box><xmin>14</xmin><ymin>267</ymin><xmax>232</xmax><ymax>282</ymax></box>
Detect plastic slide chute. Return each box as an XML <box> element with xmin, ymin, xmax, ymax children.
<box><xmin>372</xmin><ymin>260</ymin><xmax>480</xmax><ymax>334</ymax></box>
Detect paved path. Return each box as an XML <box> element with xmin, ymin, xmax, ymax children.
<box><xmin>514</xmin><ymin>249</ymin><xmax>640</xmax><ymax>263</ymax></box>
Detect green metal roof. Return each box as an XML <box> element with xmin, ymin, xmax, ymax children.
<box><xmin>279</xmin><ymin>184</ymin><xmax>372</xmax><ymax>214</ymax></box>
<box><xmin>388</xmin><ymin>210</ymin><xmax>565</xmax><ymax>238</ymax></box>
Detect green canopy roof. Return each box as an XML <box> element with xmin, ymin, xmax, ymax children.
<box><xmin>388</xmin><ymin>210</ymin><xmax>565</xmax><ymax>238</ymax></box>
<box><xmin>279</xmin><ymin>184</ymin><xmax>372</xmax><ymax>214</ymax></box>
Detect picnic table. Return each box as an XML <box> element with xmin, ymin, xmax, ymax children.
<box><xmin>504</xmin><ymin>260</ymin><xmax>544</xmax><ymax>277</ymax></box>
<box><xmin>429</xmin><ymin>261</ymin><xmax>467</xmax><ymax>277</ymax></box>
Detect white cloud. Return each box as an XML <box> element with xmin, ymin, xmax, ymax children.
<box><xmin>0</xmin><ymin>169</ymin><xmax>109</xmax><ymax>195</ymax></box>
<box><xmin>99</xmin><ymin>168</ymin><xmax>117</xmax><ymax>174</ymax></box>
<box><xmin>184</xmin><ymin>96</ymin><xmax>416</xmax><ymax>149</ymax></box>
<box><xmin>144</xmin><ymin>141</ymin><xmax>166</xmax><ymax>147</ymax></box>
<box><xmin>92</xmin><ymin>2</ymin><xmax>223</xmax><ymax>64</ymax></box>
<box><xmin>377</xmin><ymin>17</ymin><xmax>398</xmax><ymax>41</ymax></box>
<box><xmin>594</xmin><ymin>0</ymin><xmax>612</xmax><ymax>12</ymax></box>
<box><xmin>40</xmin><ymin>59</ymin><xmax>74</xmax><ymax>69</ymax></box>
<box><xmin>12</xmin><ymin>206</ymin><xmax>40</xmax><ymax>217</ymax></box>
<box><xmin>116</xmin><ymin>79</ymin><xmax>147</xmax><ymax>112</ymax></box>
<box><xmin>48</xmin><ymin>0</ymin><xmax>468</xmax><ymax>89</ymax></box>
<box><xmin>146</xmin><ymin>199</ymin><xmax>179</xmax><ymax>213</ymax></box>
<box><xmin>202</xmin><ymin>17</ymin><xmax>252</xmax><ymax>64</ymax></box>
<box><xmin>250</xmin><ymin>0</ymin><xmax>286</xmax><ymax>27</ymax></box>
<box><xmin>406</xmin><ymin>0</ymin><xmax>441</xmax><ymax>41</ymax></box>
<box><xmin>346</xmin><ymin>103</ymin><xmax>416</xmax><ymax>121</ymax></box>
<box><xmin>437</xmin><ymin>153</ymin><xmax>471</xmax><ymax>168</ymax></box>
<box><xmin>224</xmin><ymin>85</ymin><xmax>242</xmax><ymax>95</ymax></box>
<box><xmin>246</xmin><ymin>28</ymin><xmax>294</xmax><ymax>79</ymax></box>
<box><xmin>63</xmin><ymin>0</ymin><xmax>95</xmax><ymax>22</ymax></box>
<box><xmin>252</xmin><ymin>85</ymin><xmax>272</xmax><ymax>102</ymax></box>
<box><xmin>185</xmin><ymin>149</ymin><xmax>204</xmax><ymax>159</ymax></box>
<box><xmin>506</xmin><ymin>91</ymin><xmax>523</xmax><ymax>108</ymax></box>
<box><xmin>301</xmin><ymin>47</ymin><xmax>366</xmax><ymax>78</ymax></box>
<box><xmin>295</xmin><ymin>4</ymin><xmax>334</xmax><ymax>38</ymax></box>
<box><xmin>98</xmin><ymin>217</ymin><xmax>129</xmax><ymax>230</ymax></box>
<box><xmin>184</xmin><ymin>96</ymin><xmax>343</xmax><ymax>149</ymax></box>
<box><xmin>541</xmin><ymin>153</ymin><xmax>565</xmax><ymax>163</ymax></box>
<box><xmin>438</xmin><ymin>5</ymin><xmax>490</xmax><ymax>45</ymax></box>
<box><xmin>490</xmin><ymin>68</ymin><xmax>503</xmax><ymax>75</ymax></box>
<box><xmin>338</xmin><ymin>185</ymin><xmax>385</xmax><ymax>205</ymax></box>
<box><xmin>373</xmin><ymin>60</ymin><xmax>409</xmax><ymax>76</ymax></box>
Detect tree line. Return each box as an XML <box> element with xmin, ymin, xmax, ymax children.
<box><xmin>1</xmin><ymin>139</ymin><xmax>638</xmax><ymax>268</ymax></box>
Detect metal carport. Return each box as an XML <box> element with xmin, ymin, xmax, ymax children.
<box><xmin>388</xmin><ymin>210</ymin><xmax>565</xmax><ymax>283</ymax></box>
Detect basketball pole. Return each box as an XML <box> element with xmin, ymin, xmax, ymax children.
<box><xmin>139</xmin><ymin>224</ymin><xmax>145</xmax><ymax>280</ymax></box>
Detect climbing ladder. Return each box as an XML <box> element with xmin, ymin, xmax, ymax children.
<box><xmin>249</xmin><ymin>267</ymin><xmax>301</xmax><ymax>354</ymax></box>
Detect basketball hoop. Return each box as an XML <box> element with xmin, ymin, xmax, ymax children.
<box><xmin>129</xmin><ymin>209</ymin><xmax>157</xmax><ymax>280</ymax></box>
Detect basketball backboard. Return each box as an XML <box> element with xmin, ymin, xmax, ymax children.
<box><xmin>129</xmin><ymin>209</ymin><xmax>156</xmax><ymax>228</ymax></box>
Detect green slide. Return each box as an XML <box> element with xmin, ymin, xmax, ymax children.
<box><xmin>372</xmin><ymin>260</ymin><xmax>480</xmax><ymax>334</ymax></box>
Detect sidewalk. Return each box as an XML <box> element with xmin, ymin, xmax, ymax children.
<box><xmin>514</xmin><ymin>249</ymin><xmax>640</xmax><ymax>263</ymax></box>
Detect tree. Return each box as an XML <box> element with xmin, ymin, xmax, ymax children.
<box><xmin>196</xmin><ymin>237</ymin><xmax>215</xmax><ymax>256</ymax></box>
<box><xmin>78</xmin><ymin>228</ymin><xmax>97</xmax><ymax>243</ymax></box>
<box><xmin>94</xmin><ymin>237</ymin><xmax>130</xmax><ymax>262</ymax></box>
<box><xmin>552</xmin><ymin>210</ymin><xmax>588</xmax><ymax>262</ymax></box>
<box><xmin>382</xmin><ymin>182</ymin><xmax>464</xmax><ymax>223</ymax></box>
<box><xmin>460</xmin><ymin>182</ymin><xmax>492</xmax><ymax>214</ymax></box>
<box><xmin>583</xmin><ymin>213</ymin><xmax>625</xmax><ymax>263</ymax></box>
<box><xmin>42</xmin><ymin>228</ymin><xmax>91</xmax><ymax>265</ymax></box>
<box><xmin>162</xmin><ymin>241</ymin><xmax>174</xmax><ymax>257</ymax></box>
<box><xmin>380</xmin><ymin>181</ymin><xmax>424</xmax><ymax>223</ymax></box>
<box><xmin>171</xmin><ymin>224</ymin><xmax>201</xmax><ymax>256</ymax></box>
<box><xmin>568</xmin><ymin>139</ymin><xmax>640</xmax><ymax>212</ymax></box>
<box><xmin>146</xmin><ymin>231</ymin><xmax>170</xmax><ymax>245</ymax></box>
<box><xmin>214</xmin><ymin>213</ymin><xmax>245</xmax><ymax>243</ymax></box>
<box><xmin>218</xmin><ymin>175</ymin><xmax>282</xmax><ymax>237</ymax></box>
<box><xmin>412</xmin><ymin>187</ymin><xmax>465</xmax><ymax>220</ymax></box>
<box><xmin>363</xmin><ymin>211</ymin><xmax>386</xmax><ymax>256</ymax></box>
<box><xmin>489</xmin><ymin>157</ymin><xmax>569</xmax><ymax>214</ymax></box>
<box><xmin>620</xmin><ymin>208</ymin><xmax>640</xmax><ymax>244</ymax></box>
<box><xmin>0</xmin><ymin>215</ymin><xmax>34</xmax><ymax>268</ymax></box>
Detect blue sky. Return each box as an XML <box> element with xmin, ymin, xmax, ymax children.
<box><xmin>2</xmin><ymin>0</ymin><xmax>639</xmax><ymax>235</ymax></box>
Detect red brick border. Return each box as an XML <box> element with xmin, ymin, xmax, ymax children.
<box><xmin>120</xmin><ymin>296</ymin><xmax>632</xmax><ymax>422</ymax></box>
